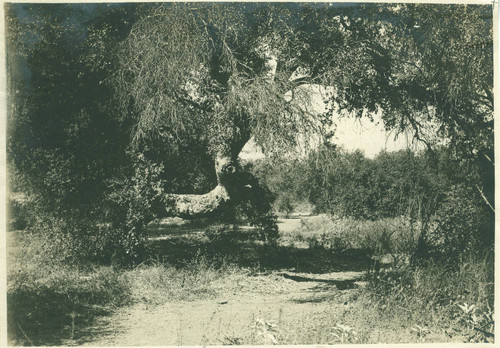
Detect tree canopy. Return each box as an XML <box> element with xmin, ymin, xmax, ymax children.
<box><xmin>6</xmin><ymin>3</ymin><xmax>494</xmax><ymax>262</ymax></box>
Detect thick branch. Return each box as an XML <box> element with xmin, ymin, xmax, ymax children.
<box><xmin>163</xmin><ymin>184</ymin><xmax>230</xmax><ymax>218</ymax></box>
<box><xmin>475</xmin><ymin>184</ymin><xmax>495</xmax><ymax>213</ymax></box>
<box><xmin>161</xmin><ymin>133</ymin><xmax>251</xmax><ymax>218</ymax></box>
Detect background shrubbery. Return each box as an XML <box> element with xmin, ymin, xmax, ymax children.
<box><xmin>280</xmin><ymin>214</ymin><xmax>419</xmax><ymax>256</ymax></box>
<box><xmin>253</xmin><ymin>144</ymin><xmax>494</xmax><ymax>264</ymax></box>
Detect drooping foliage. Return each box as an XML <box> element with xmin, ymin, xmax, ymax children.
<box><xmin>6</xmin><ymin>3</ymin><xmax>493</xmax><ymax>264</ymax></box>
<box><xmin>114</xmin><ymin>3</ymin><xmax>332</xmax><ymax>157</ymax></box>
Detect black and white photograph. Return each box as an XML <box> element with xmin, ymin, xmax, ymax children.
<box><xmin>4</xmin><ymin>1</ymin><xmax>495</xmax><ymax>345</ymax></box>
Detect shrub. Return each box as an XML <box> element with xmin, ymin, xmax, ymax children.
<box><xmin>427</xmin><ymin>184</ymin><xmax>494</xmax><ymax>263</ymax></box>
<box><xmin>24</xmin><ymin>214</ymin><xmax>116</xmax><ymax>265</ymax></box>
<box><xmin>253</xmin><ymin>213</ymin><xmax>279</xmax><ymax>245</ymax></box>
<box><xmin>15</xmin><ymin>151</ymin><xmax>165</xmax><ymax>266</ymax></box>
<box><xmin>104</xmin><ymin>152</ymin><xmax>165</xmax><ymax>264</ymax></box>
<box><xmin>250</xmin><ymin>157</ymin><xmax>308</xmax><ymax>216</ymax></box>
<box><xmin>229</xmin><ymin>166</ymin><xmax>279</xmax><ymax>245</ymax></box>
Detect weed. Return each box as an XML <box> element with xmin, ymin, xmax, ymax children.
<box><xmin>331</xmin><ymin>323</ymin><xmax>357</xmax><ymax>343</ymax></box>
<box><xmin>410</xmin><ymin>325</ymin><xmax>431</xmax><ymax>342</ymax></box>
<box><xmin>457</xmin><ymin>302</ymin><xmax>495</xmax><ymax>342</ymax></box>
<box><xmin>254</xmin><ymin>317</ymin><xmax>280</xmax><ymax>345</ymax></box>
<box><xmin>220</xmin><ymin>333</ymin><xmax>243</xmax><ymax>345</ymax></box>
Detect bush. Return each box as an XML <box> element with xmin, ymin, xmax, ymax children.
<box><xmin>228</xmin><ymin>166</ymin><xmax>279</xmax><ymax>245</ymax></box>
<box><xmin>14</xmin><ymin>151</ymin><xmax>165</xmax><ymax>266</ymax></box>
<box><xmin>24</xmin><ymin>214</ymin><xmax>117</xmax><ymax>265</ymax></box>
<box><xmin>427</xmin><ymin>184</ymin><xmax>494</xmax><ymax>263</ymax></box>
<box><xmin>250</xmin><ymin>157</ymin><xmax>309</xmax><ymax>216</ymax></box>
<box><xmin>103</xmin><ymin>152</ymin><xmax>165</xmax><ymax>264</ymax></box>
<box><xmin>252</xmin><ymin>213</ymin><xmax>279</xmax><ymax>245</ymax></box>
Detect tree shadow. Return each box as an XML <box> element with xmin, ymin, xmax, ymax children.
<box><xmin>8</xmin><ymin>290</ymin><xmax>115</xmax><ymax>346</ymax></box>
<box><xmin>145</xmin><ymin>225</ymin><xmax>373</xmax><ymax>273</ymax></box>
<box><xmin>278</xmin><ymin>272</ymin><xmax>361</xmax><ymax>290</ymax></box>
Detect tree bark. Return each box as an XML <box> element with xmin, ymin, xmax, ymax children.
<box><xmin>161</xmin><ymin>138</ymin><xmax>249</xmax><ymax>218</ymax></box>
<box><xmin>161</xmin><ymin>40</ymin><xmax>276</xmax><ymax>218</ymax></box>
<box><xmin>163</xmin><ymin>182</ymin><xmax>231</xmax><ymax>218</ymax></box>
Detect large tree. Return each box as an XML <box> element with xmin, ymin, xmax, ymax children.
<box><xmin>7</xmin><ymin>3</ymin><xmax>493</xmax><ymax>259</ymax></box>
<box><xmin>113</xmin><ymin>3</ymin><xmax>396</xmax><ymax>218</ymax></box>
<box><xmin>114</xmin><ymin>3</ymin><xmax>493</xmax><ymax>218</ymax></box>
<box><xmin>372</xmin><ymin>4</ymin><xmax>494</xmax><ymax>209</ymax></box>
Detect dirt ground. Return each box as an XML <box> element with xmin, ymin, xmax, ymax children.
<box><xmin>81</xmin><ymin>216</ymin><xmax>370</xmax><ymax>345</ymax></box>
<box><xmin>10</xmin><ymin>215</ymin><xmax>458</xmax><ymax>345</ymax></box>
<box><xmin>83</xmin><ymin>271</ymin><xmax>365</xmax><ymax>346</ymax></box>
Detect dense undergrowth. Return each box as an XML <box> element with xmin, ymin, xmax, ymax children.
<box><xmin>359</xmin><ymin>255</ymin><xmax>494</xmax><ymax>343</ymax></box>
<box><xmin>8</xmin><ymin>261</ymin><xmax>131</xmax><ymax>345</ymax></box>
<box><xmin>282</xmin><ymin>214</ymin><xmax>494</xmax><ymax>343</ymax></box>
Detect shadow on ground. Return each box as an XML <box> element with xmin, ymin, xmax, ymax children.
<box><xmin>8</xmin><ymin>220</ymin><xmax>372</xmax><ymax>346</ymax></box>
<box><xmin>8</xmin><ymin>291</ymin><xmax>113</xmax><ymax>346</ymax></box>
<box><xmin>278</xmin><ymin>273</ymin><xmax>360</xmax><ymax>290</ymax></box>
<box><xmin>146</xmin><ymin>223</ymin><xmax>372</xmax><ymax>273</ymax></box>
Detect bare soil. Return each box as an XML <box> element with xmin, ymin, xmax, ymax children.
<box><xmin>79</xmin><ymin>215</ymin><xmax>372</xmax><ymax>346</ymax></box>
<box><xmin>83</xmin><ymin>271</ymin><xmax>364</xmax><ymax>346</ymax></box>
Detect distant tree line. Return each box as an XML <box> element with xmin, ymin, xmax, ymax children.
<box><xmin>253</xmin><ymin>144</ymin><xmax>494</xmax><ymax>261</ymax></box>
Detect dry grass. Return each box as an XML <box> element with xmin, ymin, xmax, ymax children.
<box><xmin>123</xmin><ymin>256</ymin><xmax>250</xmax><ymax>304</ymax></box>
<box><xmin>280</xmin><ymin>214</ymin><xmax>420</xmax><ymax>256</ymax></box>
<box><xmin>8</xmin><ymin>216</ymin><xmax>494</xmax><ymax>345</ymax></box>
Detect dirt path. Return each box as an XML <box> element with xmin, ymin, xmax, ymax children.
<box><xmin>84</xmin><ymin>271</ymin><xmax>365</xmax><ymax>346</ymax></box>
<box><xmin>82</xmin><ymin>216</ymin><xmax>367</xmax><ymax>345</ymax></box>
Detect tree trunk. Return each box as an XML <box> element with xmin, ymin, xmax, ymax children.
<box><xmin>163</xmin><ymin>182</ymin><xmax>230</xmax><ymax>218</ymax></box>
<box><xmin>161</xmin><ymin>41</ymin><xmax>276</xmax><ymax>218</ymax></box>
<box><xmin>161</xmin><ymin>139</ymin><xmax>249</xmax><ymax>218</ymax></box>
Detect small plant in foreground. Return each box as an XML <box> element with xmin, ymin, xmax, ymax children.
<box><xmin>457</xmin><ymin>302</ymin><xmax>495</xmax><ymax>343</ymax></box>
<box><xmin>410</xmin><ymin>325</ymin><xmax>431</xmax><ymax>342</ymax></box>
<box><xmin>331</xmin><ymin>323</ymin><xmax>357</xmax><ymax>343</ymax></box>
<box><xmin>254</xmin><ymin>317</ymin><xmax>279</xmax><ymax>345</ymax></box>
<box><xmin>457</xmin><ymin>303</ymin><xmax>477</xmax><ymax>321</ymax></box>
<box><xmin>220</xmin><ymin>333</ymin><xmax>243</xmax><ymax>345</ymax></box>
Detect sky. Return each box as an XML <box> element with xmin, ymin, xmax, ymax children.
<box><xmin>239</xmin><ymin>116</ymin><xmax>416</xmax><ymax>161</ymax></box>
<box><xmin>331</xmin><ymin>111</ymin><xmax>422</xmax><ymax>158</ymax></box>
<box><xmin>239</xmin><ymin>84</ymin><xmax>420</xmax><ymax>161</ymax></box>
